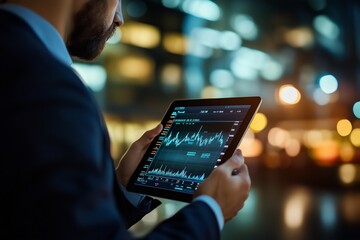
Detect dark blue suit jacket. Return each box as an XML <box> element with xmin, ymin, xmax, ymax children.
<box><xmin>0</xmin><ymin>9</ymin><xmax>220</xmax><ymax>240</ymax></box>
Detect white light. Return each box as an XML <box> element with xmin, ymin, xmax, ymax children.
<box><xmin>182</xmin><ymin>0</ymin><xmax>221</xmax><ymax>21</ymax></box>
<box><xmin>231</xmin><ymin>14</ymin><xmax>258</xmax><ymax>40</ymax></box>
<box><xmin>313</xmin><ymin>88</ymin><xmax>331</xmax><ymax>105</ymax></box>
<box><xmin>231</xmin><ymin>63</ymin><xmax>257</xmax><ymax>80</ymax></box>
<box><xmin>278</xmin><ymin>84</ymin><xmax>301</xmax><ymax>105</ymax></box>
<box><xmin>210</xmin><ymin>69</ymin><xmax>235</xmax><ymax>88</ymax></box>
<box><xmin>314</xmin><ymin>15</ymin><xmax>340</xmax><ymax>40</ymax></box>
<box><xmin>353</xmin><ymin>101</ymin><xmax>360</xmax><ymax>119</ymax></box>
<box><xmin>230</xmin><ymin>47</ymin><xmax>268</xmax><ymax>81</ymax></box>
<box><xmin>184</xmin><ymin>66</ymin><xmax>205</xmax><ymax>96</ymax></box>
<box><xmin>284</xmin><ymin>189</ymin><xmax>309</xmax><ymax>229</ymax></box>
<box><xmin>187</xmin><ymin>40</ymin><xmax>213</xmax><ymax>58</ymax></box>
<box><xmin>190</xmin><ymin>28</ymin><xmax>220</xmax><ymax>48</ymax></box>
<box><xmin>218</xmin><ymin>31</ymin><xmax>241</xmax><ymax>51</ymax></box>
<box><xmin>319</xmin><ymin>74</ymin><xmax>338</xmax><ymax>94</ymax></box>
<box><xmin>72</xmin><ymin>63</ymin><xmax>107</xmax><ymax>92</ymax></box>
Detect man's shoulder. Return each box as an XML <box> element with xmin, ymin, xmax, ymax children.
<box><xmin>0</xmin><ymin>9</ymin><xmax>66</xmax><ymax>70</ymax></box>
<box><xmin>0</xmin><ymin>11</ymin><xmax>78</xmax><ymax>91</ymax></box>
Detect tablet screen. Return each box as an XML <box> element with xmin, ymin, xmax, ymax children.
<box><xmin>127</xmin><ymin>97</ymin><xmax>261</xmax><ymax>202</ymax></box>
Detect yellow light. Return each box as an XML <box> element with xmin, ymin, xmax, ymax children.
<box><xmin>340</xmin><ymin>141</ymin><xmax>355</xmax><ymax>162</ymax></box>
<box><xmin>105</xmin><ymin>121</ymin><xmax>125</xmax><ymax>160</ymax></box>
<box><xmin>285</xmin><ymin>27</ymin><xmax>314</xmax><ymax>48</ymax></box>
<box><xmin>201</xmin><ymin>86</ymin><xmax>222</xmax><ymax>98</ymax></box>
<box><xmin>250</xmin><ymin>113</ymin><xmax>267</xmax><ymax>133</ymax></box>
<box><xmin>337</xmin><ymin>119</ymin><xmax>352</xmax><ymax>136</ymax></box>
<box><xmin>302</xmin><ymin>129</ymin><xmax>332</xmax><ymax>148</ymax></box>
<box><xmin>338</xmin><ymin>164</ymin><xmax>357</xmax><ymax>184</ymax></box>
<box><xmin>121</xmin><ymin>21</ymin><xmax>160</xmax><ymax>48</ymax></box>
<box><xmin>278</xmin><ymin>84</ymin><xmax>301</xmax><ymax>105</ymax></box>
<box><xmin>163</xmin><ymin>33</ymin><xmax>187</xmax><ymax>55</ymax></box>
<box><xmin>161</xmin><ymin>64</ymin><xmax>182</xmax><ymax>88</ymax></box>
<box><xmin>303</xmin><ymin>130</ymin><xmax>322</xmax><ymax>148</ymax></box>
<box><xmin>124</xmin><ymin>123</ymin><xmax>147</xmax><ymax>146</ymax></box>
<box><xmin>116</xmin><ymin>55</ymin><xmax>154</xmax><ymax>84</ymax></box>
<box><xmin>350</xmin><ymin>128</ymin><xmax>360</xmax><ymax>147</ymax></box>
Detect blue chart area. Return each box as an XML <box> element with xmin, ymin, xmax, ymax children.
<box><xmin>163</xmin><ymin>125</ymin><xmax>224</xmax><ymax>148</ymax></box>
<box><xmin>146</xmin><ymin>122</ymin><xmax>234</xmax><ymax>181</ymax></box>
<box><xmin>147</xmin><ymin>165</ymin><xmax>206</xmax><ymax>181</ymax></box>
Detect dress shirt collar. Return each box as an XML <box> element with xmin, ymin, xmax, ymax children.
<box><xmin>0</xmin><ymin>3</ymin><xmax>73</xmax><ymax>66</ymax></box>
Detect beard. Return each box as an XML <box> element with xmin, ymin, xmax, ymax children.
<box><xmin>66</xmin><ymin>0</ymin><xmax>117</xmax><ymax>60</ymax></box>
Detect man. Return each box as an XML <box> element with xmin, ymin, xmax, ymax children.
<box><xmin>0</xmin><ymin>0</ymin><xmax>251</xmax><ymax>239</ymax></box>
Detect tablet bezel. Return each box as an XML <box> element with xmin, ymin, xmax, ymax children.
<box><xmin>126</xmin><ymin>96</ymin><xmax>262</xmax><ymax>202</ymax></box>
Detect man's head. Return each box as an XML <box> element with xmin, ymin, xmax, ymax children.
<box><xmin>66</xmin><ymin>0</ymin><xmax>123</xmax><ymax>60</ymax></box>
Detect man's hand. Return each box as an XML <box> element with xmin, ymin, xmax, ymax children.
<box><xmin>116</xmin><ymin>124</ymin><xmax>163</xmax><ymax>186</ymax></box>
<box><xmin>193</xmin><ymin>149</ymin><xmax>251</xmax><ymax>222</ymax></box>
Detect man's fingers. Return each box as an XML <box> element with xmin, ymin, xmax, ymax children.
<box><xmin>236</xmin><ymin>164</ymin><xmax>250</xmax><ymax>181</ymax></box>
<box><xmin>222</xmin><ymin>149</ymin><xmax>245</xmax><ymax>175</ymax></box>
<box><xmin>139</xmin><ymin>124</ymin><xmax>163</xmax><ymax>143</ymax></box>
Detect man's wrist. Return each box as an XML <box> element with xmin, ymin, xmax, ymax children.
<box><xmin>192</xmin><ymin>195</ymin><xmax>224</xmax><ymax>230</ymax></box>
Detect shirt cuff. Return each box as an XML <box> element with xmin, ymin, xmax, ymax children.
<box><xmin>192</xmin><ymin>195</ymin><xmax>224</xmax><ymax>230</ymax></box>
<box><xmin>119</xmin><ymin>184</ymin><xmax>146</xmax><ymax>208</ymax></box>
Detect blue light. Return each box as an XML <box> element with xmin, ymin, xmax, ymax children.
<box><xmin>319</xmin><ymin>74</ymin><xmax>338</xmax><ymax>94</ymax></box>
<box><xmin>353</xmin><ymin>101</ymin><xmax>360</xmax><ymax>119</ymax></box>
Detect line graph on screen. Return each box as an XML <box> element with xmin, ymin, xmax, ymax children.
<box><xmin>146</xmin><ymin>121</ymin><xmax>235</xmax><ymax>181</ymax></box>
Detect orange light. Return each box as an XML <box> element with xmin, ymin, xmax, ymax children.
<box><xmin>312</xmin><ymin>140</ymin><xmax>339</xmax><ymax>166</ymax></box>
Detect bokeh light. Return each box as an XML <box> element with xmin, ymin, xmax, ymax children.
<box><xmin>210</xmin><ymin>69</ymin><xmax>235</xmax><ymax>88</ymax></box>
<box><xmin>250</xmin><ymin>113</ymin><xmax>268</xmax><ymax>133</ymax></box>
<box><xmin>319</xmin><ymin>74</ymin><xmax>338</xmax><ymax>94</ymax></box>
<box><xmin>336</xmin><ymin>119</ymin><xmax>352</xmax><ymax>137</ymax></box>
<box><xmin>240</xmin><ymin>138</ymin><xmax>263</xmax><ymax>158</ymax></box>
<box><xmin>312</xmin><ymin>140</ymin><xmax>339</xmax><ymax>166</ymax></box>
<box><xmin>339</xmin><ymin>142</ymin><xmax>355</xmax><ymax>162</ymax></box>
<box><xmin>268</xmin><ymin>127</ymin><xmax>290</xmax><ymax>148</ymax></box>
<box><xmin>284</xmin><ymin>189</ymin><xmax>309</xmax><ymax>229</ymax></box>
<box><xmin>285</xmin><ymin>139</ymin><xmax>301</xmax><ymax>157</ymax></box>
<box><xmin>350</xmin><ymin>128</ymin><xmax>360</xmax><ymax>147</ymax></box>
<box><xmin>278</xmin><ymin>84</ymin><xmax>301</xmax><ymax>105</ymax></box>
<box><xmin>353</xmin><ymin>101</ymin><xmax>360</xmax><ymax>119</ymax></box>
<box><xmin>338</xmin><ymin>164</ymin><xmax>357</xmax><ymax>185</ymax></box>
<box><xmin>313</xmin><ymin>87</ymin><xmax>331</xmax><ymax>105</ymax></box>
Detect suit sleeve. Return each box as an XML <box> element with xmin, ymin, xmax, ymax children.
<box><xmin>144</xmin><ymin>200</ymin><xmax>220</xmax><ymax>240</ymax></box>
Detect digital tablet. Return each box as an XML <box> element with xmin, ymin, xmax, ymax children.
<box><xmin>127</xmin><ymin>96</ymin><xmax>262</xmax><ymax>202</ymax></box>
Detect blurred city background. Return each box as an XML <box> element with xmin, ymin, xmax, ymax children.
<box><xmin>73</xmin><ymin>0</ymin><xmax>360</xmax><ymax>239</ymax></box>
